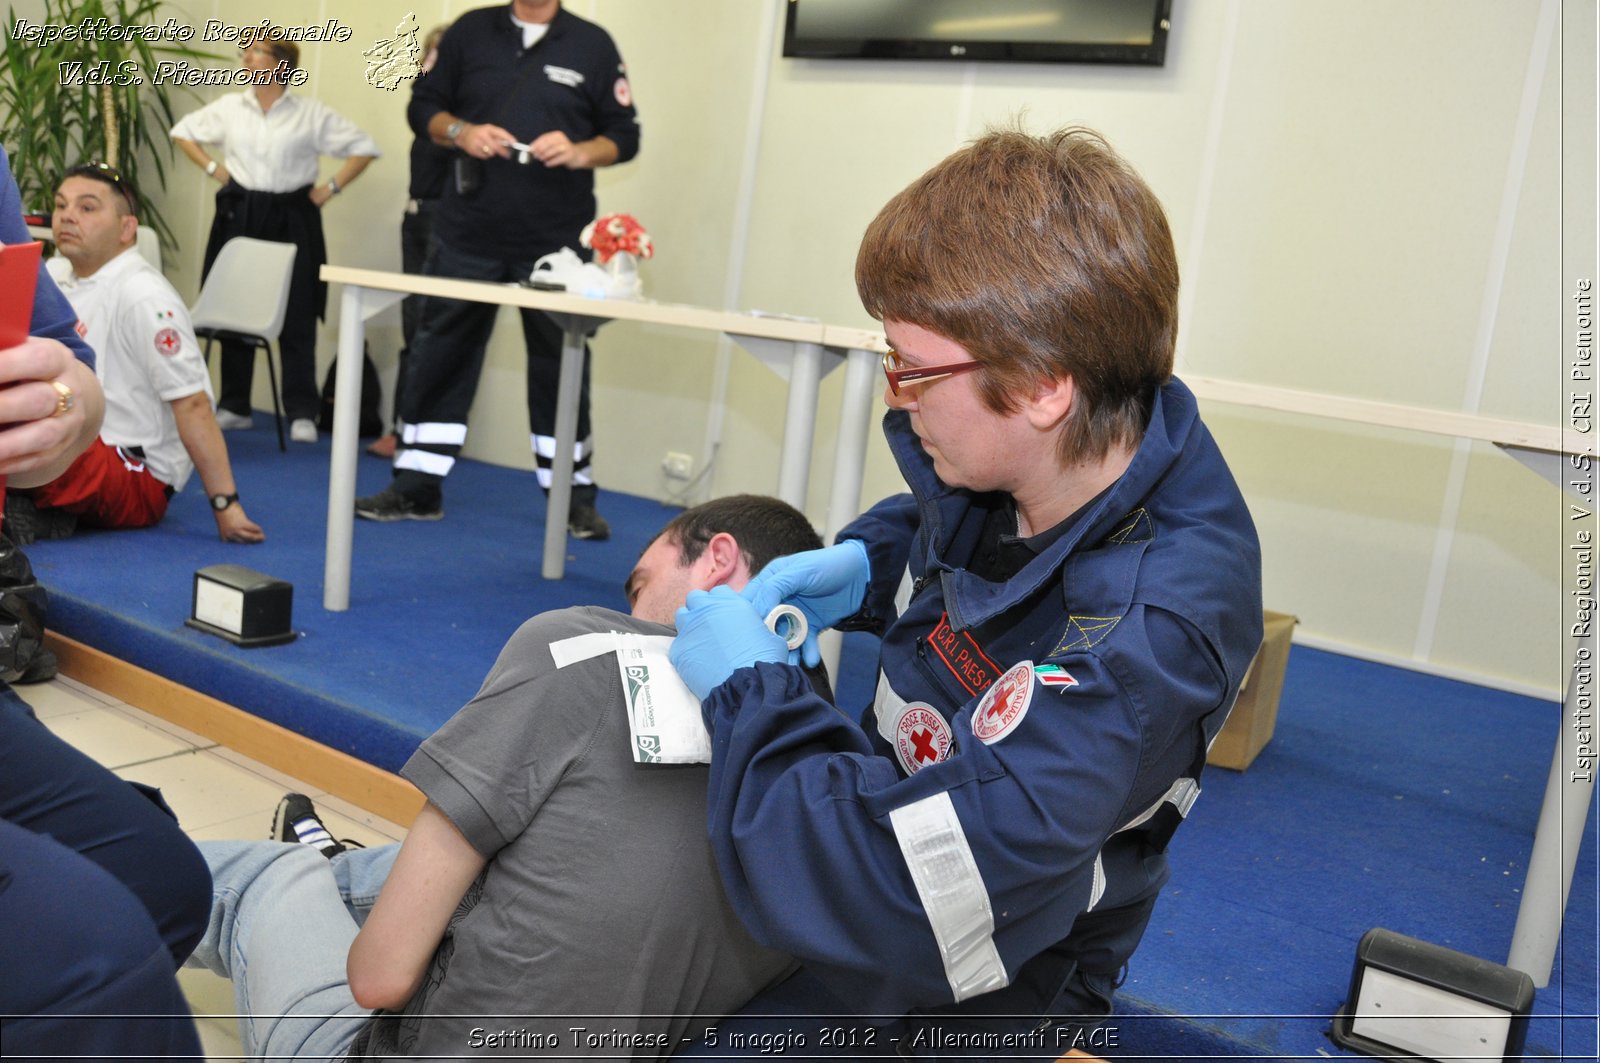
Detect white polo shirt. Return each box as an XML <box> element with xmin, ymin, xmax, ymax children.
<box><xmin>49</xmin><ymin>247</ymin><xmax>212</xmax><ymax>492</ymax></box>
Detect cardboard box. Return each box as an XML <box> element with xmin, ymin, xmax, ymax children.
<box><xmin>1207</xmin><ymin>610</ymin><xmax>1297</xmax><ymax>771</ymax></box>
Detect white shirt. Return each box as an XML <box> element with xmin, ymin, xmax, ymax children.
<box><xmin>510</xmin><ymin>13</ymin><xmax>550</xmax><ymax>49</ymax></box>
<box><xmin>49</xmin><ymin>247</ymin><xmax>212</xmax><ymax>491</ymax></box>
<box><xmin>169</xmin><ymin>91</ymin><xmax>381</xmax><ymax>192</ymax></box>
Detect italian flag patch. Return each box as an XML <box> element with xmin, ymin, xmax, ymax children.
<box><xmin>1034</xmin><ymin>664</ymin><xmax>1079</xmax><ymax>688</ymax></box>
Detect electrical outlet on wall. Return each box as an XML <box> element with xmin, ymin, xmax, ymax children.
<box><xmin>663</xmin><ymin>452</ymin><xmax>694</xmax><ymax>480</ymax></box>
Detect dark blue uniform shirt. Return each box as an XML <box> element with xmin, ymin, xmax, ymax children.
<box><xmin>408</xmin><ymin>4</ymin><xmax>640</xmax><ymax>261</ymax></box>
<box><xmin>703</xmin><ymin>378</ymin><xmax>1264</xmax><ymax>1023</ymax></box>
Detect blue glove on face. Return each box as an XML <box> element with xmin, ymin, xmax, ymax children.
<box><xmin>740</xmin><ymin>540</ymin><xmax>870</xmax><ymax>667</ymax></box>
<box><xmin>670</xmin><ymin>586</ymin><xmax>790</xmax><ymax>701</ymax></box>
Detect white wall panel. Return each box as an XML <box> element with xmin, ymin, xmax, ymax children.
<box><xmin>96</xmin><ymin>0</ymin><xmax>1592</xmax><ymax>692</ymax></box>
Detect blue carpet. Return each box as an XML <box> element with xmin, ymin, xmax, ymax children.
<box><xmin>23</xmin><ymin>420</ymin><xmax>702</xmax><ymax>769</ymax></box>
<box><xmin>18</xmin><ymin>416</ymin><xmax>1597</xmax><ymax>1060</ymax></box>
<box><xmin>1121</xmin><ymin>648</ymin><xmax>1598</xmax><ymax>1060</ymax></box>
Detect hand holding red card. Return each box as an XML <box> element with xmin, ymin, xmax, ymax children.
<box><xmin>0</xmin><ymin>241</ymin><xmax>42</xmax><ymax>498</ymax></box>
<box><xmin>0</xmin><ymin>240</ymin><xmax>100</xmax><ymax>489</ymax></box>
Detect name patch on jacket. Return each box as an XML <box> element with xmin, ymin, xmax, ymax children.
<box><xmin>928</xmin><ymin>612</ymin><xmax>1001</xmax><ymax>695</ymax></box>
<box><xmin>544</xmin><ymin>65</ymin><xmax>584</xmax><ymax>87</ymax></box>
<box><xmin>972</xmin><ymin>661</ymin><xmax>1035</xmax><ymax>745</ymax></box>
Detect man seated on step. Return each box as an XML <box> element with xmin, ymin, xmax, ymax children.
<box><xmin>186</xmin><ymin>494</ymin><xmax>819</xmax><ymax>1060</ymax></box>
<box><xmin>4</xmin><ymin>164</ymin><xmax>263</xmax><ymax>545</ymax></box>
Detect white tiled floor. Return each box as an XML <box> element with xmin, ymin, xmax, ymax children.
<box><xmin>22</xmin><ymin>673</ymin><xmax>409</xmax><ymax>1062</ymax></box>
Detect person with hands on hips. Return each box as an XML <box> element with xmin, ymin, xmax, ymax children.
<box><xmin>171</xmin><ymin>28</ymin><xmax>378</xmax><ymax>446</ymax></box>
<box><xmin>8</xmin><ymin>164</ymin><xmax>263</xmax><ymax>545</ymax></box>
<box><xmin>669</xmin><ymin>128</ymin><xmax>1264</xmax><ymax>1056</ymax></box>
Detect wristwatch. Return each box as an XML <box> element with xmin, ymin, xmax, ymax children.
<box><xmin>204</xmin><ymin>160</ymin><xmax>218</xmax><ymax>176</ymax></box>
<box><xmin>445</xmin><ymin>119</ymin><xmax>466</xmax><ymax>144</ymax></box>
<box><xmin>210</xmin><ymin>492</ymin><xmax>239</xmax><ymax>512</ymax></box>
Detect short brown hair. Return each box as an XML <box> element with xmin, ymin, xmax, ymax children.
<box><xmin>658</xmin><ymin>495</ymin><xmax>821</xmax><ymax>578</ymax></box>
<box><xmin>856</xmin><ymin>127</ymin><xmax>1179</xmax><ymax>464</ymax></box>
<box><xmin>248</xmin><ymin>27</ymin><xmax>299</xmax><ymax>72</ymax></box>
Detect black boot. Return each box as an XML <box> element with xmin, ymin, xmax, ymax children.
<box><xmin>566</xmin><ymin>483</ymin><xmax>610</xmax><ymax>541</ymax></box>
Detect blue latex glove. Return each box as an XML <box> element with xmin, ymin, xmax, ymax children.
<box><xmin>740</xmin><ymin>540</ymin><xmax>870</xmax><ymax>667</ymax></box>
<box><xmin>670</xmin><ymin>586</ymin><xmax>790</xmax><ymax>701</ymax></box>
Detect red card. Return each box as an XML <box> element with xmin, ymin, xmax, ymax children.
<box><xmin>1</xmin><ymin>241</ymin><xmax>44</xmax><ymax>508</ymax></box>
<box><xmin>1</xmin><ymin>240</ymin><xmax>42</xmax><ymax>349</ymax></box>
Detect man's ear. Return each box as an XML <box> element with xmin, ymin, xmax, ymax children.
<box><xmin>700</xmin><ymin>531</ymin><xmax>752</xmax><ymax>592</ymax></box>
<box><xmin>119</xmin><ymin>214</ymin><xmax>138</xmax><ymax>247</ymax></box>
<box><xmin>1025</xmin><ymin>373</ymin><xmax>1075</xmax><ymax>432</ymax></box>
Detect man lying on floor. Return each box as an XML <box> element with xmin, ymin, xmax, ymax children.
<box><xmin>5</xmin><ymin>164</ymin><xmax>263</xmax><ymax>544</ymax></box>
<box><xmin>186</xmin><ymin>494</ymin><xmax>818</xmax><ymax>1059</ymax></box>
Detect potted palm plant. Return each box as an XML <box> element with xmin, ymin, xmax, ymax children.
<box><xmin>0</xmin><ymin>0</ymin><xmax>219</xmax><ymax>252</ymax></box>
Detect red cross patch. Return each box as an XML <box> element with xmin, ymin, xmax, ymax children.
<box><xmin>893</xmin><ymin>702</ymin><xmax>952</xmax><ymax>776</ymax></box>
<box><xmin>972</xmin><ymin>661</ymin><xmax>1035</xmax><ymax>745</ymax></box>
<box><xmin>153</xmin><ymin>327</ymin><xmax>181</xmax><ymax>356</ymax></box>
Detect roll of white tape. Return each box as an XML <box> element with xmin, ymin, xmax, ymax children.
<box><xmin>765</xmin><ymin>604</ymin><xmax>808</xmax><ymax>651</ymax></box>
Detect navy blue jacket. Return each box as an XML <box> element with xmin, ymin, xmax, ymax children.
<box><xmin>702</xmin><ymin>378</ymin><xmax>1263</xmax><ymax>1018</ymax></box>
<box><xmin>409</xmin><ymin>4</ymin><xmax>640</xmax><ymax>260</ymax></box>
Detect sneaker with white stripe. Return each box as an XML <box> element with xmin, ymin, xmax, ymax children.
<box><xmin>270</xmin><ymin>792</ymin><xmax>362</xmax><ymax>859</ymax></box>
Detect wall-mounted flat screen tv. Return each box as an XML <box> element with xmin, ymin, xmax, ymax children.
<box><xmin>783</xmin><ymin>0</ymin><xmax>1172</xmax><ymax>66</ymax></box>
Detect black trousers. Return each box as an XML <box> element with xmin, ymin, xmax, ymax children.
<box><xmin>387</xmin><ymin>199</ymin><xmax>436</xmax><ymax>428</ymax></box>
<box><xmin>202</xmin><ymin>183</ymin><xmax>327</xmax><ymax>422</ymax></box>
<box><xmin>391</xmin><ymin>235</ymin><xmax>595</xmax><ymax>505</ymax></box>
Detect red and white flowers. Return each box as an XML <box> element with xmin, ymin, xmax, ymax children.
<box><xmin>579</xmin><ymin>213</ymin><xmax>654</xmax><ymax>264</ymax></box>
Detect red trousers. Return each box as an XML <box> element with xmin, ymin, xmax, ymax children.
<box><xmin>24</xmin><ymin>438</ymin><xmax>170</xmax><ymax>529</ymax></box>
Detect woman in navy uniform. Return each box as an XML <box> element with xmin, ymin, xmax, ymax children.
<box><xmin>671</xmin><ymin>128</ymin><xmax>1265</xmax><ymax>1057</ymax></box>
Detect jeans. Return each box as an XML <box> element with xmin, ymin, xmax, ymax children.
<box><xmin>187</xmin><ymin>839</ymin><xmax>400</xmax><ymax>1059</ymax></box>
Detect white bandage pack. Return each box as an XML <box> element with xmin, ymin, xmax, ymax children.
<box><xmin>549</xmin><ymin>605</ymin><xmax>809</xmax><ymax>765</ymax></box>
<box><xmin>551</xmin><ymin>631</ymin><xmax>710</xmax><ymax>764</ymax></box>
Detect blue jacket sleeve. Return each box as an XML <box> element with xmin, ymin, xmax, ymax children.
<box><xmin>584</xmin><ymin>32</ymin><xmax>639</xmax><ymax>163</ymax></box>
<box><xmin>702</xmin><ymin>604</ymin><xmax>1228</xmax><ymax>1016</ymax></box>
<box><xmin>406</xmin><ymin>21</ymin><xmax>462</xmax><ymax>139</ymax></box>
<box><xmin>836</xmin><ymin>492</ymin><xmax>919</xmax><ymax>634</ymax></box>
<box><xmin>1</xmin><ymin>147</ymin><xmax>93</xmax><ymax>369</ymax></box>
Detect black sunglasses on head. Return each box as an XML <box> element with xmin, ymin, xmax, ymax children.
<box><xmin>64</xmin><ymin>161</ymin><xmax>138</xmax><ymax>213</ymax></box>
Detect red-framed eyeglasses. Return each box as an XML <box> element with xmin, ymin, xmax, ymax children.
<box><xmin>881</xmin><ymin>348</ymin><xmax>984</xmax><ymax>396</ymax></box>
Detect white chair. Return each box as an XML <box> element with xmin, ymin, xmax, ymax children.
<box><xmin>134</xmin><ymin>226</ymin><xmax>161</xmax><ymax>270</ymax></box>
<box><xmin>189</xmin><ymin>237</ymin><xmax>297</xmax><ymax>451</ymax></box>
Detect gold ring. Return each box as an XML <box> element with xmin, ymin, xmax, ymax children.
<box><xmin>49</xmin><ymin>379</ymin><xmax>75</xmax><ymax>418</ymax></box>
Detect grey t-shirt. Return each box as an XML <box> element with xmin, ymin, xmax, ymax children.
<box><xmin>352</xmin><ymin>606</ymin><xmax>794</xmax><ymax>1060</ymax></box>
